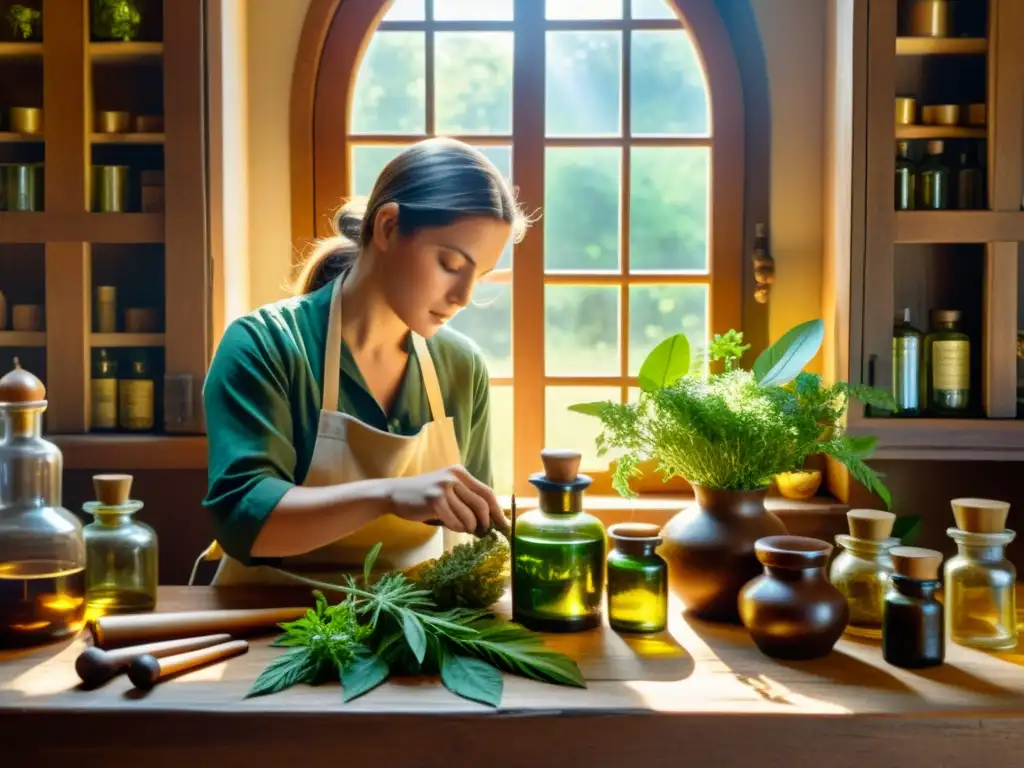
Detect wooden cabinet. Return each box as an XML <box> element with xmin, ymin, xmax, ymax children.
<box><xmin>828</xmin><ymin>0</ymin><xmax>1024</xmax><ymax>463</ymax></box>
<box><xmin>0</xmin><ymin>0</ymin><xmax>208</xmax><ymax>469</ymax></box>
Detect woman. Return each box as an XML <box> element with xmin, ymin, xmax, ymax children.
<box><xmin>197</xmin><ymin>138</ymin><xmax>527</xmax><ymax>586</ymax></box>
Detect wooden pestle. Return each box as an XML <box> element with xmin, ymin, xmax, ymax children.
<box><xmin>128</xmin><ymin>639</ymin><xmax>250</xmax><ymax>691</ymax></box>
<box><xmin>75</xmin><ymin>633</ymin><xmax>231</xmax><ymax>687</ymax></box>
<box><xmin>89</xmin><ymin>606</ymin><xmax>307</xmax><ymax>649</ymax></box>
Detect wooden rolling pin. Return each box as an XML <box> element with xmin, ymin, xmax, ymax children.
<box><xmin>75</xmin><ymin>633</ymin><xmax>232</xmax><ymax>688</ymax></box>
<box><xmin>89</xmin><ymin>606</ymin><xmax>307</xmax><ymax>649</ymax></box>
<box><xmin>128</xmin><ymin>639</ymin><xmax>249</xmax><ymax>691</ymax></box>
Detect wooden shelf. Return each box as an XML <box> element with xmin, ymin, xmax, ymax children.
<box><xmin>0</xmin><ymin>331</ymin><xmax>45</xmax><ymax>347</ymax></box>
<box><xmin>0</xmin><ymin>213</ymin><xmax>164</xmax><ymax>244</ymax></box>
<box><xmin>0</xmin><ymin>132</ymin><xmax>43</xmax><ymax>143</ymax></box>
<box><xmin>91</xmin><ymin>132</ymin><xmax>165</xmax><ymax>144</ymax></box>
<box><xmin>896</xmin><ymin>125</ymin><xmax>986</xmax><ymax>139</ymax></box>
<box><xmin>88</xmin><ymin>42</ymin><xmax>163</xmax><ymax>63</ymax></box>
<box><xmin>896</xmin><ymin>211</ymin><xmax>1024</xmax><ymax>243</ymax></box>
<box><xmin>91</xmin><ymin>333</ymin><xmax>165</xmax><ymax>347</ymax></box>
<box><xmin>848</xmin><ymin>418</ymin><xmax>1024</xmax><ymax>461</ymax></box>
<box><xmin>0</xmin><ymin>42</ymin><xmax>42</xmax><ymax>59</ymax></box>
<box><xmin>895</xmin><ymin>37</ymin><xmax>988</xmax><ymax>56</ymax></box>
<box><xmin>49</xmin><ymin>434</ymin><xmax>207</xmax><ymax>470</ymax></box>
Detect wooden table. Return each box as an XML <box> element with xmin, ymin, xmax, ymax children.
<box><xmin>3</xmin><ymin>585</ymin><xmax>1024</xmax><ymax>766</ymax></box>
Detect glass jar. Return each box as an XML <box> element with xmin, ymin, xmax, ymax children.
<box><xmin>944</xmin><ymin>527</ymin><xmax>1017</xmax><ymax>650</ymax></box>
<box><xmin>0</xmin><ymin>359</ymin><xmax>87</xmax><ymax>648</ymax></box>
<box><xmin>883</xmin><ymin>547</ymin><xmax>944</xmax><ymax>669</ymax></box>
<box><xmin>82</xmin><ymin>474</ymin><xmax>158</xmax><ymax>616</ymax></box>
<box><xmin>829</xmin><ymin>533</ymin><xmax>898</xmax><ymax>639</ymax></box>
<box><xmin>606</xmin><ymin>523</ymin><xmax>667</xmax><ymax>634</ymax></box>
<box><xmin>924</xmin><ymin>309</ymin><xmax>971</xmax><ymax>415</ymax></box>
<box><xmin>512</xmin><ymin>449</ymin><xmax>606</xmax><ymax>633</ymax></box>
<box><xmin>917</xmin><ymin>140</ymin><xmax>949</xmax><ymax>210</ymax></box>
<box><xmin>895</xmin><ymin>140</ymin><xmax>915</xmax><ymax>210</ymax></box>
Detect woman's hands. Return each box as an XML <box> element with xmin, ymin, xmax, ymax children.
<box><xmin>387</xmin><ymin>465</ymin><xmax>508</xmax><ymax>535</ymax></box>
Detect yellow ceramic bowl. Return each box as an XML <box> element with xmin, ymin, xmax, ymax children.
<box><xmin>775</xmin><ymin>470</ymin><xmax>822</xmax><ymax>501</ymax></box>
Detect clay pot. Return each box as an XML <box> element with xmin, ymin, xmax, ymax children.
<box><xmin>658</xmin><ymin>485</ymin><xmax>786</xmax><ymax>624</ymax></box>
<box><xmin>738</xmin><ymin>535</ymin><xmax>849</xmax><ymax>660</ymax></box>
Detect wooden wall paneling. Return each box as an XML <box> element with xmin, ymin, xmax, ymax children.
<box><xmin>44</xmin><ymin>243</ymin><xmax>90</xmax><ymax>432</ymax></box>
<box><xmin>984</xmin><ymin>242</ymin><xmax>1018</xmax><ymax>417</ymax></box>
<box><xmin>162</xmin><ymin>0</ymin><xmax>210</xmax><ymax>434</ymax></box>
<box><xmin>987</xmin><ymin>0</ymin><xmax>1024</xmax><ymax>213</ymax></box>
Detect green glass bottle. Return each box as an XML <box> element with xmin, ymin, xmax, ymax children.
<box><xmin>512</xmin><ymin>449</ymin><xmax>606</xmax><ymax>633</ymax></box>
<box><xmin>895</xmin><ymin>141</ymin><xmax>915</xmax><ymax>210</ymax></box>
<box><xmin>917</xmin><ymin>140</ymin><xmax>949</xmax><ymax>210</ymax></box>
<box><xmin>892</xmin><ymin>308</ymin><xmax>923</xmax><ymax>415</ymax></box>
<box><xmin>606</xmin><ymin>523</ymin><xmax>668</xmax><ymax>634</ymax></box>
<box><xmin>923</xmin><ymin>309</ymin><xmax>971</xmax><ymax>415</ymax></box>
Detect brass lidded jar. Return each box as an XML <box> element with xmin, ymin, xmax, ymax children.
<box><xmin>511</xmin><ymin>449</ymin><xmax>606</xmax><ymax>633</ymax></box>
<box><xmin>828</xmin><ymin>509</ymin><xmax>899</xmax><ymax>639</ymax></box>
<box><xmin>82</xmin><ymin>473</ymin><xmax>158</xmax><ymax>616</ymax></box>
<box><xmin>0</xmin><ymin>359</ymin><xmax>87</xmax><ymax>647</ymax></box>
<box><xmin>944</xmin><ymin>498</ymin><xmax>1017</xmax><ymax>651</ymax></box>
<box><xmin>606</xmin><ymin>522</ymin><xmax>667</xmax><ymax>634</ymax></box>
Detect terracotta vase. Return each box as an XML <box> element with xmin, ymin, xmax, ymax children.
<box><xmin>658</xmin><ymin>485</ymin><xmax>786</xmax><ymax>624</ymax></box>
<box><xmin>738</xmin><ymin>535</ymin><xmax>850</xmax><ymax>660</ymax></box>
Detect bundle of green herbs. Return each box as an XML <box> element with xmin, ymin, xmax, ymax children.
<box><xmin>570</xmin><ymin>318</ymin><xmax>897</xmax><ymax>507</ymax></box>
<box><xmin>249</xmin><ymin>541</ymin><xmax>584</xmax><ymax>707</ymax></box>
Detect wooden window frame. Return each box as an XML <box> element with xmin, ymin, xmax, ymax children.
<box><xmin>290</xmin><ymin>0</ymin><xmax>745</xmax><ymax>499</ymax></box>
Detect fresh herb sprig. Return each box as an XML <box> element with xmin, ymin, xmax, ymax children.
<box><xmin>246</xmin><ymin>543</ymin><xmax>586</xmax><ymax>707</ymax></box>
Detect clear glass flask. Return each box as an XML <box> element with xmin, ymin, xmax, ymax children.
<box><xmin>944</xmin><ymin>527</ymin><xmax>1017</xmax><ymax>650</ymax></box>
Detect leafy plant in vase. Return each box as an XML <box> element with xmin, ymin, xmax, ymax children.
<box><xmin>6</xmin><ymin>5</ymin><xmax>41</xmax><ymax>41</ymax></box>
<box><xmin>569</xmin><ymin>318</ymin><xmax>895</xmax><ymax>624</ymax></box>
<box><xmin>92</xmin><ymin>0</ymin><xmax>141</xmax><ymax>42</ymax></box>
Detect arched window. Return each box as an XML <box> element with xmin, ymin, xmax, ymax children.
<box><xmin>297</xmin><ymin>0</ymin><xmax>745</xmax><ymax>498</ymax></box>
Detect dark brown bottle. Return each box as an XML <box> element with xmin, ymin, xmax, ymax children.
<box><xmin>883</xmin><ymin>547</ymin><xmax>945</xmax><ymax>669</ymax></box>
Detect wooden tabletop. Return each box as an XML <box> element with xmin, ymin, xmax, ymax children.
<box><xmin>3</xmin><ymin>585</ymin><xmax>1024</xmax><ymax>765</ymax></box>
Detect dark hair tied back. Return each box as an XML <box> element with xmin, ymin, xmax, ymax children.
<box><xmin>293</xmin><ymin>138</ymin><xmax>527</xmax><ymax>295</ymax></box>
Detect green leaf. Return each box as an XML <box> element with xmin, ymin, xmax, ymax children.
<box><xmin>845</xmin><ymin>435</ymin><xmax>878</xmax><ymax>458</ymax></box>
<box><xmin>752</xmin><ymin>318</ymin><xmax>825</xmax><ymax>388</ymax></box>
<box><xmin>245</xmin><ymin>647</ymin><xmax>316</xmax><ymax>698</ymax></box>
<box><xmin>566</xmin><ymin>401</ymin><xmax>610</xmax><ymax>417</ymax></box>
<box><xmin>638</xmin><ymin>333</ymin><xmax>691</xmax><ymax>391</ymax></box>
<box><xmin>448</xmin><ymin>620</ymin><xmax>587</xmax><ymax>689</ymax></box>
<box><xmin>892</xmin><ymin>514</ymin><xmax>922</xmax><ymax>544</ymax></box>
<box><xmin>440</xmin><ymin>647</ymin><xmax>504</xmax><ymax>707</ymax></box>
<box><xmin>341</xmin><ymin>653</ymin><xmax>391</xmax><ymax>702</ymax></box>
<box><xmin>400</xmin><ymin>609</ymin><xmax>427</xmax><ymax>665</ymax></box>
<box><xmin>364</xmin><ymin>541</ymin><xmax>382</xmax><ymax>584</ymax></box>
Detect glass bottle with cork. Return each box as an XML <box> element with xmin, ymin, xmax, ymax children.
<box><xmin>944</xmin><ymin>497</ymin><xmax>1017</xmax><ymax>650</ymax></box>
<box><xmin>82</xmin><ymin>473</ymin><xmax>158</xmax><ymax>616</ymax></box>
<box><xmin>892</xmin><ymin>308</ymin><xmax>923</xmax><ymax>415</ymax></box>
<box><xmin>0</xmin><ymin>358</ymin><xmax>87</xmax><ymax>648</ymax></box>
<box><xmin>118</xmin><ymin>349</ymin><xmax>155</xmax><ymax>432</ymax></box>
<box><xmin>883</xmin><ymin>546</ymin><xmax>945</xmax><ymax>669</ymax></box>
<box><xmin>606</xmin><ymin>522</ymin><xmax>668</xmax><ymax>634</ymax></box>
<box><xmin>923</xmin><ymin>309</ymin><xmax>971</xmax><ymax>415</ymax></box>
<box><xmin>828</xmin><ymin>509</ymin><xmax>899</xmax><ymax>639</ymax></box>
<box><xmin>917</xmin><ymin>140</ymin><xmax>949</xmax><ymax>210</ymax></box>
<box><xmin>895</xmin><ymin>141</ymin><xmax>916</xmax><ymax>210</ymax></box>
<box><xmin>511</xmin><ymin>448</ymin><xmax>607</xmax><ymax>632</ymax></box>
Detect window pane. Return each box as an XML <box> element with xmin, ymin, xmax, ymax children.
<box><xmin>545</xmin><ymin>387</ymin><xmax>622</xmax><ymax>471</ymax></box>
<box><xmin>629</xmin><ymin>147</ymin><xmax>709</xmax><ymax>272</ymax></box>
<box><xmin>351</xmin><ymin>144</ymin><xmax>410</xmax><ymax>196</ymax></box>
<box><xmin>383</xmin><ymin>0</ymin><xmax>425</xmax><ymax>21</ymax></box>
<box><xmin>547</xmin><ymin>0</ymin><xmax>622</xmax><ymax>19</ymax></box>
<box><xmin>447</xmin><ymin>282</ymin><xmax>512</xmax><ymax>378</ymax></box>
<box><xmin>631</xmin><ymin>0</ymin><xmax>676</xmax><ymax>19</ymax></box>
<box><xmin>545</xmin><ymin>285</ymin><xmax>620</xmax><ymax>376</ymax></box>
<box><xmin>632</xmin><ymin>31</ymin><xmax>709</xmax><ymax>137</ymax></box>
<box><xmin>546</xmin><ymin>31</ymin><xmax>622</xmax><ymax>137</ymax></box>
<box><xmin>478</xmin><ymin>145</ymin><xmax>513</xmax><ymax>270</ymax></box>
<box><xmin>488</xmin><ymin>385</ymin><xmax>514</xmax><ymax>496</ymax></box>
<box><xmin>351</xmin><ymin>32</ymin><xmax>426</xmax><ymax>135</ymax></box>
<box><xmin>628</xmin><ymin>284</ymin><xmax>708</xmax><ymax>375</ymax></box>
<box><xmin>545</xmin><ymin>147</ymin><xmax>620</xmax><ymax>272</ymax></box>
<box><xmin>435</xmin><ymin>32</ymin><xmax>513</xmax><ymax>135</ymax></box>
<box><xmin>435</xmin><ymin>0</ymin><xmax>514</xmax><ymax>20</ymax></box>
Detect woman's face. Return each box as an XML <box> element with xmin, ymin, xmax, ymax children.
<box><xmin>371</xmin><ymin>204</ymin><xmax>511</xmax><ymax>338</ymax></box>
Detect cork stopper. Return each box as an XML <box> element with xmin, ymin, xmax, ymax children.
<box><xmin>891</xmin><ymin>546</ymin><xmax>943</xmax><ymax>581</ymax></box>
<box><xmin>93</xmin><ymin>474</ymin><xmax>134</xmax><ymax>506</ymax></box>
<box><xmin>847</xmin><ymin>509</ymin><xmax>896</xmax><ymax>540</ymax></box>
<box><xmin>950</xmin><ymin>498</ymin><xmax>1010</xmax><ymax>534</ymax></box>
<box><xmin>540</xmin><ymin>449</ymin><xmax>581</xmax><ymax>483</ymax></box>
<box><xmin>0</xmin><ymin>357</ymin><xmax>45</xmax><ymax>403</ymax></box>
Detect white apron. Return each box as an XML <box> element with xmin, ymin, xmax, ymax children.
<box><xmin>198</xmin><ymin>276</ymin><xmax>469</xmax><ymax>586</ymax></box>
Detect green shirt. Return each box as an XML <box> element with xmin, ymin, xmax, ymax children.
<box><xmin>201</xmin><ymin>279</ymin><xmax>493</xmax><ymax>565</ymax></box>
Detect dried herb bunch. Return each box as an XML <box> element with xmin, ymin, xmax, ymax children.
<box><xmin>406</xmin><ymin>531</ymin><xmax>510</xmax><ymax>610</ymax></box>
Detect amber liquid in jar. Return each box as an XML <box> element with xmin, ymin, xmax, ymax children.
<box><xmin>0</xmin><ymin>560</ymin><xmax>87</xmax><ymax>648</ymax></box>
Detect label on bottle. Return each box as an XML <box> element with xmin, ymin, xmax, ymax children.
<box><xmin>119</xmin><ymin>379</ymin><xmax>154</xmax><ymax>430</ymax></box>
<box><xmin>932</xmin><ymin>340</ymin><xmax>969</xmax><ymax>392</ymax></box>
<box><xmin>90</xmin><ymin>378</ymin><xmax>118</xmax><ymax>429</ymax></box>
